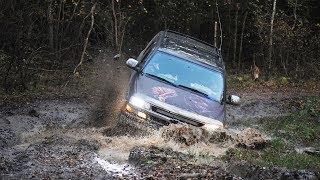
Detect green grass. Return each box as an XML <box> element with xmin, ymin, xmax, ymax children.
<box><xmin>262</xmin><ymin>96</ymin><xmax>320</xmax><ymax>145</ymax></box>
<box><xmin>261</xmin><ymin>138</ymin><xmax>320</xmax><ymax>170</ymax></box>
<box><xmin>222</xmin><ymin>96</ymin><xmax>320</xmax><ymax>171</ymax></box>
<box><xmin>262</xmin><ymin>116</ymin><xmax>319</xmax><ymax>145</ymax></box>
<box><xmin>262</xmin><ymin>150</ymin><xmax>320</xmax><ymax>170</ymax></box>
<box><xmin>223</xmin><ymin>138</ymin><xmax>320</xmax><ymax>171</ymax></box>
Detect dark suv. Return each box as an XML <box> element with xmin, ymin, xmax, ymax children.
<box><xmin>121</xmin><ymin>30</ymin><xmax>240</xmax><ymax>131</ymax></box>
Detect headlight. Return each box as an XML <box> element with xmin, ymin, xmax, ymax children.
<box><xmin>202</xmin><ymin>123</ymin><xmax>223</xmax><ymax>132</ymax></box>
<box><xmin>129</xmin><ymin>96</ymin><xmax>150</xmax><ymax>110</ymax></box>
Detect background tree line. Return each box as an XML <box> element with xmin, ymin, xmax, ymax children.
<box><xmin>0</xmin><ymin>0</ymin><xmax>319</xmax><ymax>93</ymax></box>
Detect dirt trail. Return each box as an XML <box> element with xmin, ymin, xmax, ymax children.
<box><xmin>1</xmin><ymin>49</ymin><xmax>319</xmax><ymax>179</ymax></box>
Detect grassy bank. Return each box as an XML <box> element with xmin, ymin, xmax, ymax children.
<box><xmin>223</xmin><ymin>96</ymin><xmax>320</xmax><ymax>171</ymax></box>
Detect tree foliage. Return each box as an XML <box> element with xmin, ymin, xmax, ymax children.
<box><xmin>0</xmin><ymin>0</ymin><xmax>319</xmax><ymax>92</ymax></box>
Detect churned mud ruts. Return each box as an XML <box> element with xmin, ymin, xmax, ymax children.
<box><xmin>1</xmin><ymin>51</ymin><xmax>319</xmax><ymax>179</ymax></box>
<box><xmin>1</xmin><ymin>96</ymin><xmax>318</xmax><ymax>179</ymax></box>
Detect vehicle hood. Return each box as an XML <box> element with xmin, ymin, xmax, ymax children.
<box><xmin>134</xmin><ymin>75</ymin><xmax>224</xmax><ymax>122</ymax></box>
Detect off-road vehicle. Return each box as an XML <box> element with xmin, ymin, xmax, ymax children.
<box><xmin>121</xmin><ymin>30</ymin><xmax>240</xmax><ymax>131</ymax></box>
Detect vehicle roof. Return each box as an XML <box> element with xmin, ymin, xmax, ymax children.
<box><xmin>157</xmin><ymin>30</ymin><xmax>225</xmax><ymax>71</ymax></box>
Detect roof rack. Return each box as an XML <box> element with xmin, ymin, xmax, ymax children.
<box><xmin>164</xmin><ymin>29</ymin><xmax>219</xmax><ymax>52</ymax></box>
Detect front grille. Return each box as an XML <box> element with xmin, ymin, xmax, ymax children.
<box><xmin>151</xmin><ymin>106</ymin><xmax>203</xmax><ymax>127</ymax></box>
<box><xmin>149</xmin><ymin>115</ymin><xmax>170</xmax><ymax>126</ymax></box>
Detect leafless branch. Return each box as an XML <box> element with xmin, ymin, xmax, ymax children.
<box><xmin>73</xmin><ymin>2</ymin><xmax>97</xmax><ymax>74</ymax></box>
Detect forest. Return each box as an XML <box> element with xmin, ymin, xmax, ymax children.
<box><xmin>0</xmin><ymin>0</ymin><xmax>319</xmax><ymax>93</ymax></box>
<box><xmin>1</xmin><ymin>1</ymin><xmax>320</xmax><ymax>179</ymax></box>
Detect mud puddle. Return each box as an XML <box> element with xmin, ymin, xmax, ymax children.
<box><xmin>2</xmin><ymin>46</ymin><xmax>320</xmax><ymax>178</ymax></box>
<box><xmin>0</xmin><ymin>97</ymin><xmax>273</xmax><ymax>178</ymax></box>
<box><xmin>0</xmin><ymin>99</ymin><xmax>136</xmax><ymax>179</ymax></box>
<box><xmin>1</xmin><ymin>83</ymin><xmax>318</xmax><ymax>178</ymax></box>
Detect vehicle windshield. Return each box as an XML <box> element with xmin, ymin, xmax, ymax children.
<box><xmin>143</xmin><ymin>51</ymin><xmax>224</xmax><ymax>102</ymax></box>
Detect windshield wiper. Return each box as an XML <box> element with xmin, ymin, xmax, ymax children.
<box><xmin>177</xmin><ymin>84</ymin><xmax>211</xmax><ymax>98</ymax></box>
<box><xmin>145</xmin><ymin>73</ymin><xmax>177</xmax><ymax>86</ymax></box>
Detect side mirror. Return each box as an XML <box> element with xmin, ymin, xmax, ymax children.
<box><xmin>227</xmin><ymin>95</ymin><xmax>241</xmax><ymax>105</ymax></box>
<box><xmin>126</xmin><ymin>58</ymin><xmax>139</xmax><ymax>70</ymax></box>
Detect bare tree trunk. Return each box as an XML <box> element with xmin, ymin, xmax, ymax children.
<box><xmin>238</xmin><ymin>11</ymin><xmax>248</xmax><ymax>72</ymax></box>
<box><xmin>257</xmin><ymin>25</ymin><xmax>265</xmax><ymax>73</ymax></box>
<box><xmin>280</xmin><ymin>47</ymin><xmax>288</xmax><ymax>75</ymax></box>
<box><xmin>233</xmin><ymin>4</ymin><xmax>240</xmax><ymax>68</ymax></box>
<box><xmin>285</xmin><ymin>51</ymin><xmax>289</xmax><ymax>74</ymax></box>
<box><xmin>267</xmin><ymin>0</ymin><xmax>277</xmax><ymax>79</ymax></box>
<box><xmin>48</xmin><ymin>0</ymin><xmax>54</xmax><ymax>52</ymax></box>
<box><xmin>112</xmin><ymin>0</ymin><xmax>119</xmax><ymax>49</ymax></box>
<box><xmin>73</xmin><ymin>2</ymin><xmax>97</xmax><ymax>74</ymax></box>
<box><xmin>117</xmin><ymin>12</ymin><xmax>124</xmax><ymax>54</ymax></box>
<box><xmin>226</xmin><ymin>2</ymin><xmax>232</xmax><ymax>63</ymax></box>
<box><xmin>111</xmin><ymin>0</ymin><xmax>127</xmax><ymax>55</ymax></box>
<box><xmin>119</xmin><ymin>15</ymin><xmax>129</xmax><ymax>54</ymax></box>
<box><xmin>63</xmin><ymin>0</ymin><xmax>80</xmax><ymax>36</ymax></box>
<box><xmin>215</xmin><ymin>0</ymin><xmax>223</xmax><ymax>50</ymax></box>
<box><xmin>292</xmin><ymin>0</ymin><xmax>298</xmax><ymax>28</ymax></box>
<box><xmin>56</xmin><ymin>0</ymin><xmax>64</xmax><ymax>61</ymax></box>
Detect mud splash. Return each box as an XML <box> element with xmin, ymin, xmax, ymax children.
<box><xmin>95</xmin><ymin>156</ymin><xmax>134</xmax><ymax>177</ymax></box>
<box><xmin>2</xmin><ymin>48</ymin><xmax>318</xmax><ymax>178</ymax></box>
<box><xmin>100</xmin><ymin>124</ymin><xmax>270</xmax><ymax>164</ymax></box>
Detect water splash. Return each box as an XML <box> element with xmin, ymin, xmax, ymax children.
<box><xmin>95</xmin><ymin>155</ymin><xmax>134</xmax><ymax>177</ymax></box>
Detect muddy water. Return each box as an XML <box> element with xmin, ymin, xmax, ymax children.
<box><xmin>0</xmin><ymin>95</ymin><xmax>275</xmax><ymax>178</ymax></box>
<box><xmin>0</xmin><ymin>49</ymin><xmax>133</xmax><ymax>178</ymax></box>
<box><xmin>1</xmin><ymin>88</ymin><xmax>318</xmax><ymax>178</ymax></box>
<box><xmin>99</xmin><ymin>129</ymin><xmax>228</xmax><ymax>163</ymax></box>
<box><xmin>1</xmin><ymin>49</ymin><xmax>316</xmax><ymax>178</ymax></box>
<box><xmin>0</xmin><ymin>99</ymin><xmax>135</xmax><ymax>178</ymax></box>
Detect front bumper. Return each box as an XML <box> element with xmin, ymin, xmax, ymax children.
<box><xmin>121</xmin><ymin>102</ymin><xmax>220</xmax><ymax>130</ymax></box>
<box><xmin>121</xmin><ymin>103</ymin><xmax>175</xmax><ymax>129</ymax></box>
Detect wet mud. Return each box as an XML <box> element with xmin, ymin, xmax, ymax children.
<box><xmin>1</xmin><ymin>50</ymin><xmax>319</xmax><ymax>179</ymax></box>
